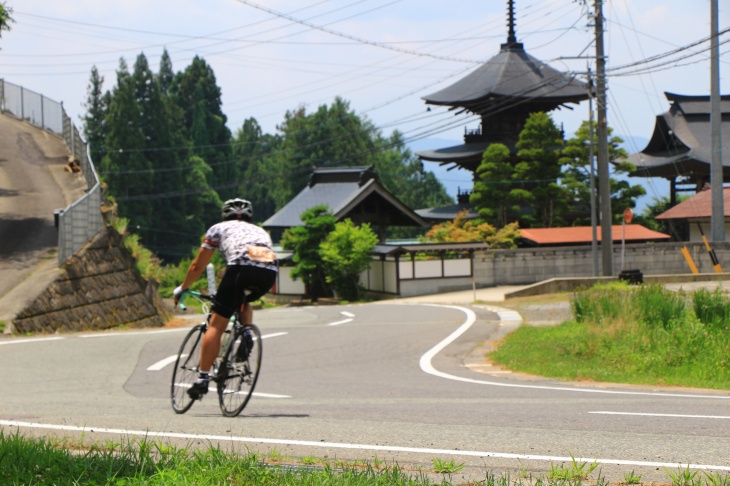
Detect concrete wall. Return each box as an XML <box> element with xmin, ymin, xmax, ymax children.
<box><xmin>476</xmin><ymin>241</ymin><xmax>730</xmax><ymax>287</ymax></box>
<box><xmin>11</xmin><ymin>227</ymin><xmax>170</xmax><ymax>334</ymax></box>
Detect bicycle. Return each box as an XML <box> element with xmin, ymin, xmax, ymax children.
<box><xmin>170</xmin><ymin>290</ymin><xmax>262</xmax><ymax>417</ymax></box>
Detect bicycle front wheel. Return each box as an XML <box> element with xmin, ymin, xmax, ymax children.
<box><xmin>217</xmin><ymin>323</ymin><xmax>262</xmax><ymax>417</ymax></box>
<box><xmin>171</xmin><ymin>324</ymin><xmax>205</xmax><ymax>414</ymax></box>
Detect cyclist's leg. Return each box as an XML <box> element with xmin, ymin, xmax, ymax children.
<box><xmin>199</xmin><ymin>312</ymin><xmax>229</xmax><ymax>372</ymax></box>
<box><xmin>240</xmin><ymin>302</ymin><xmax>252</xmax><ymax>324</ymax></box>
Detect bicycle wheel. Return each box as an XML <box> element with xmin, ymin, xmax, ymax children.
<box><xmin>217</xmin><ymin>323</ymin><xmax>262</xmax><ymax>417</ymax></box>
<box><xmin>171</xmin><ymin>324</ymin><xmax>205</xmax><ymax>414</ymax></box>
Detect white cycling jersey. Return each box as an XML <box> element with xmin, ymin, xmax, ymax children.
<box><xmin>202</xmin><ymin>220</ymin><xmax>277</xmax><ymax>270</ymax></box>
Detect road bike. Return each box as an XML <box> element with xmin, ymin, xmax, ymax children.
<box><xmin>170</xmin><ymin>290</ymin><xmax>262</xmax><ymax>417</ymax></box>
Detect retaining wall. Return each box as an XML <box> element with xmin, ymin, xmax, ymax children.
<box><xmin>12</xmin><ymin>227</ymin><xmax>170</xmax><ymax>334</ymax></box>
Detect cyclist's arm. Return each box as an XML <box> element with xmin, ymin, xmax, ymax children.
<box><xmin>175</xmin><ymin>247</ymin><xmax>215</xmax><ymax>305</ymax></box>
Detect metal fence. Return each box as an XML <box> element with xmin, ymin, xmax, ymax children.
<box><xmin>0</xmin><ymin>79</ymin><xmax>103</xmax><ymax>265</ymax></box>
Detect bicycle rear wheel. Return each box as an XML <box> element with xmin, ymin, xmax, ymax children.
<box><xmin>171</xmin><ymin>324</ymin><xmax>205</xmax><ymax>414</ymax></box>
<box><xmin>217</xmin><ymin>323</ymin><xmax>262</xmax><ymax>417</ymax></box>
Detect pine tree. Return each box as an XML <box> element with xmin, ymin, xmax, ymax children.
<box><xmin>82</xmin><ymin>65</ymin><xmax>108</xmax><ymax>165</ymax></box>
<box><xmin>170</xmin><ymin>56</ymin><xmax>234</xmax><ymax>196</ymax></box>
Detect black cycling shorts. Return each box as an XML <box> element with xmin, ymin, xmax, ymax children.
<box><xmin>211</xmin><ymin>265</ymin><xmax>277</xmax><ymax>319</ymax></box>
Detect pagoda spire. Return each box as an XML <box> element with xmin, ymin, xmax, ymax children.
<box><xmin>501</xmin><ymin>0</ymin><xmax>523</xmax><ymax>51</ymax></box>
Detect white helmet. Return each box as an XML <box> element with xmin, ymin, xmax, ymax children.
<box><xmin>222</xmin><ymin>198</ymin><xmax>253</xmax><ymax>220</ymax></box>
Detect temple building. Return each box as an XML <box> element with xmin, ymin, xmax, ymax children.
<box><xmin>627</xmin><ymin>92</ymin><xmax>730</xmax><ymax>205</ymax></box>
<box><xmin>415</xmin><ymin>0</ymin><xmax>589</xmax><ymax>220</ymax></box>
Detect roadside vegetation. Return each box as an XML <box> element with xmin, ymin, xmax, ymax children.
<box><xmin>491</xmin><ymin>281</ymin><xmax>730</xmax><ymax>390</ymax></box>
<box><xmin>4</xmin><ymin>431</ymin><xmax>729</xmax><ymax>485</ymax></box>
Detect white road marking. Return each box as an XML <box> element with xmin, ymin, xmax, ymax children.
<box><xmin>148</xmin><ymin>332</ymin><xmax>288</xmax><ymax>372</ymax></box>
<box><xmin>261</xmin><ymin>332</ymin><xmax>288</xmax><ymax>339</ymax></box>
<box><xmin>340</xmin><ymin>311</ymin><xmax>355</xmax><ymax>317</ymax></box>
<box><xmin>1</xmin><ymin>419</ymin><xmax>727</xmax><ymax>472</ymax></box>
<box><xmin>591</xmin><ymin>411</ymin><xmax>730</xmax><ymax>420</ymax></box>
<box><xmin>148</xmin><ymin>355</ymin><xmax>182</xmax><ymax>371</ymax></box>
<box><xmin>81</xmin><ymin>329</ymin><xmax>185</xmax><ymax>338</ymax></box>
<box><xmin>418</xmin><ymin>304</ymin><xmax>730</xmax><ymax>400</ymax></box>
<box><xmin>328</xmin><ymin>318</ymin><xmax>353</xmax><ymax>326</ymax></box>
<box><xmin>0</xmin><ymin>337</ymin><xmax>64</xmax><ymax>346</ymax></box>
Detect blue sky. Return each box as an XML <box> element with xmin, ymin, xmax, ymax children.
<box><xmin>1</xmin><ymin>1</ymin><xmax>728</xmax><ymax>208</ymax></box>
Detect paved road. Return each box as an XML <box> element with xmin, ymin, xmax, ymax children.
<box><xmin>1</xmin><ymin>303</ymin><xmax>728</xmax><ymax>483</ymax></box>
<box><xmin>0</xmin><ymin>114</ymin><xmax>86</xmax><ymax>320</ymax></box>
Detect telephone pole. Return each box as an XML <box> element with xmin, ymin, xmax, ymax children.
<box><xmin>710</xmin><ymin>0</ymin><xmax>724</xmax><ymax>242</ymax></box>
<box><xmin>594</xmin><ymin>0</ymin><xmax>613</xmax><ymax>275</ymax></box>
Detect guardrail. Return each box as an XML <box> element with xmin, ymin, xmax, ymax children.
<box><xmin>0</xmin><ymin>79</ymin><xmax>103</xmax><ymax>265</ymax></box>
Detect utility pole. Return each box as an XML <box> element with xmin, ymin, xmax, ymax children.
<box><xmin>710</xmin><ymin>0</ymin><xmax>724</xmax><ymax>242</ymax></box>
<box><xmin>594</xmin><ymin>0</ymin><xmax>613</xmax><ymax>275</ymax></box>
<box><xmin>587</xmin><ymin>69</ymin><xmax>599</xmax><ymax>277</ymax></box>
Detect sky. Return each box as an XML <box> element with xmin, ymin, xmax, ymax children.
<box><xmin>1</xmin><ymin>0</ymin><xmax>728</xmax><ymax>208</ymax></box>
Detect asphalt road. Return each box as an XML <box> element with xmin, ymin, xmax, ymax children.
<box><xmin>1</xmin><ymin>302</ymin><xmax>729</xmax><ymax>483</ymax></box>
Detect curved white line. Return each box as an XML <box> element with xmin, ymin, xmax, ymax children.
<box><xmin>0</xmin><ymin>337</ymin><xmax>64</xmax><ymax>346</ymax></box>
<box><xmin>1</xmin><ymin>420</ymin><xmax>727</xmax><ymax>472</ymax></box>
<box><xmin>418</xmin><ymin>304</ymin><xmax>730</xmax><ymax>400</ymax></box>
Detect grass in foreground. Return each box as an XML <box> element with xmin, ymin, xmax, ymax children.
<box><xmin>4</xmin><ymin>431</ymin><xmax>730</xmax><ymax>486</ymax></box>
<box><xmin>0</xmin><ymin>431</ymin><xmax>439</xmax><ymax>486</ymax></box>
<box><xmin>490</xmin><ymin>282</ymin><xmax>730</xmax><ymax>390</ymax></box>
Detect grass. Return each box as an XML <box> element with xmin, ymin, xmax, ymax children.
<box><xmin>0</xmin><ymin>431</ymin><xmax>438</xmax><ymax>486</ymax></box>
<box><xmin>491</xmin><ymin>282</ymin><xmax>730</xmax><ymax>390</ymax></box>
<box><xmin>4</xmin><ymin>429</ymin><xmax>730</xmax><ymax>485</ymax></box>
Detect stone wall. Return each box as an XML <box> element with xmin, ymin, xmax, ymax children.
<box><xmin>12</xmin><ymin>227</ymin><xmax>170</xmax><ymax>334</ymax></box>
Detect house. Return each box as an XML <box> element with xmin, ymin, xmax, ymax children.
<box><xmin>655</xmin><ymin>188</ymin><xmax>730</xmax><ymax>241</ymax></box>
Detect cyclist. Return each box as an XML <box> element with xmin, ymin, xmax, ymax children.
<box><xmin>173</xmin><ymin>198</ymin><xmax>278</xmax><ymax>400</ymax></box>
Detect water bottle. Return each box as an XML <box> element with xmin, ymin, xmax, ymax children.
<box><xmin>206</xmin><ymin>263</ymin><xmax>216</xmax><ymax>294</ymax></box>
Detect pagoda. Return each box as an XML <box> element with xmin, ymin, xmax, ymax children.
<box><xmin>627</xmin><ymin>92</ymin><xmax>730</xmax><ymax>205</ymax></box>
<box><xmin>416</xmin><ymin>0</ymin><xmax>590</xmax><ymax>204</ymax></box>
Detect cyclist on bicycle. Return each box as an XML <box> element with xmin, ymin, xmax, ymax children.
<box><xmin>173</xmin><ymin>198</ymin><xmax>278</xmax><ymax>400</ymax></box>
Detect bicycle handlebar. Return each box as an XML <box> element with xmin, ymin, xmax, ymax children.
<box><xmin>177</xmin><ymin>290</ymin><xmax>213</xmax><ymax>311</ymax></box>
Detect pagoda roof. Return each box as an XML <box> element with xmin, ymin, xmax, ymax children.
<box><xmin>422</xmin><ymin>45</ymin><xmax>589</xmax><ymax>113</ymax></box>
<box><xmin>415</xmin><ymin>141</ymin><xmax>490</xmax><ymax>172</ymax></box>
<box><xmin>262</xmin><ymin>166</ymin><xmax>426</xmax><ymax>229</ymax></box>
<box><xmin>628</xmin><ymin>92</ymin><xmax>730</xmax><ymax>179</ymax></box>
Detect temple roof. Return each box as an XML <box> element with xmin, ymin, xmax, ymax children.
<box><xmin>422</xmin><ymin>44</ymin><xmax>588</xmax><ymax>113</ymax></box>
<box><xmin>628</xmin><ymin>92</ymin><xmax>730</xmax><ymax>179</ymax></box>
<box><xmin>262</xmin><ymin>166</ymin><xmax>426</xmax><ymax>229</ymax></box>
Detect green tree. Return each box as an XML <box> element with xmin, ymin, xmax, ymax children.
<box><xmin>101</xmin><ymin>57</ymin><xmax>153</xmax><ymax>230</ymax></box>
<box><xmin>373</xmin><ymin>130</ymin><xmax>452</xmax><ymax>237</ymax></box>
<box><xmin>514</xmin><ymin>112</ymin><xmax>568</xmax><ymax>227</ymax></box>
<box><xmin>0</xmin><ymin>2</ymin><xmax>13</xmax><ymax>39</ymax></box>
<box><xmin>82</xmin><ymin>65</ymin><xmax>108</xmax><ymax>165</ymax></box>
<box><xmin>281</xmin><ymin>205</ymin><xmax>337</xmax><ymax>301</ymax></box>
<box><xmin>157</xmin><ymin>48</ymin><xmax>174</xmax><ymax>95</ymax></box>
<box><xmin>470</xmin><ymin>143</ymin><xmax>516</xmax><ymax>227</ymax></box>
<box><xmin>273</xmin><ymin>98</ymin><xmax>450</xmax><ymax>226</ymax></box>
<box><xmin>561</xmin><ymin>120</ymin><xmax>646</xmax><ymax>225</ymax></box>
<box><xmin>320</xmin><ymin>219</ymin><xmax>378</xmax><ymax>301</ymax></box>
<box><xmin>232</xmin><ymin>118</ymin><xmax>283</xmax><ymax>222</ymax></box>
<box><xmin>170</xmin><ymin>56</ymin><xmax>234</xmax><ymax>196</ymax></box>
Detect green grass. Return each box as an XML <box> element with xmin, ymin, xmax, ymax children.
<box><xmin>4</xmin><ymin>430</ymin><xmax>730</xmax><ymax>485</ymax></box>
<box><xmin>0</xmin><ymin>431</ymin><xmax>437</xmax><ymax>486</ymax></box>
<box><xmin>490</xmin><ymin>283</ymin><xmax>730</xmax><ymax>390</ymax></box>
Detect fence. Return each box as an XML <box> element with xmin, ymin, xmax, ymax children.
<box><xmin>0</xmin><ymin>79</ymin><xmax>103</xmax><ymax>265</ymax></box>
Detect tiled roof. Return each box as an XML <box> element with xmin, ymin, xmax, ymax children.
<box><xmin>262</xmin><ymin>167</ymin><xmax>426</xmax><ymax>229</ymax></box>
<box><xmin>656</xmin><ymin>188</ymin><xmax>730</xmax><ymax>220</ymax></box>
<box><xmin>519</xmin><ymin>225</ymin><xmax>670</xmax><ymax>245</ymax></box>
